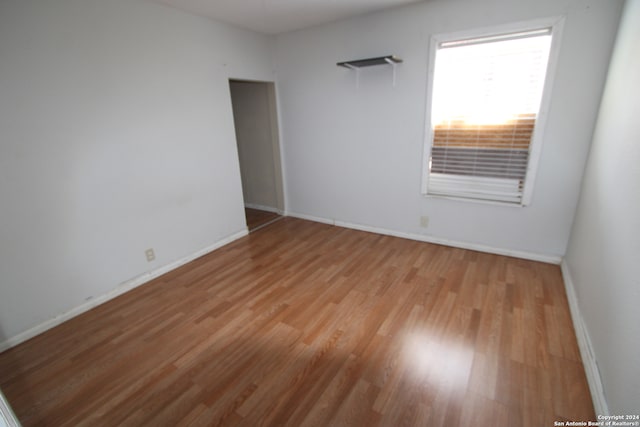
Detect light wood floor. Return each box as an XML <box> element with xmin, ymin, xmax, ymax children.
<box><xmin>0</xmin><ymin>218</ymin><xmax>594</xmax><ymax>426</ymax></box>
<box><xmin>245</xmin><ymin>208</ymin><xmax>281</xmax><ymax>231</ymax></box>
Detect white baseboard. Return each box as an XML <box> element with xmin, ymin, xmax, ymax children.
<box><xmin>0</xmin><ymin>390</ymin><xmax>19</xmax><ymax>427</ymax></box>
<box><xmin>285</xmin><ymin>211</ymin><xmax>561</xmax><ymax>264</ymax></box>
<box><xmin>285</xmin><ymin>211</ymin><xmax>335</xmax><ymax>226</ymax></box>
<box><xmin>244</xmin><ymin>203</ymin><xmax>283</xmax><ymax>215</ymax></box>
<box><xmin>560</xmin><ymin>261</ymin><xmax>609</xmax><ymax>416</ymax></box>
<box><xmin>0</xmin><ymin>229</ymin><xmax>248</xmax><ymax>353</ymax></box>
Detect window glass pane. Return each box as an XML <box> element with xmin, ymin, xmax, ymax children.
<box><xmin>432</xmin><ymin>34</ymin><xmax>551</xmax><ymax>126</ymax></box>
<box><xmin>427</xmin><ymin>30</ymin><xmax>552</xmax><ymax>204</ymax></box>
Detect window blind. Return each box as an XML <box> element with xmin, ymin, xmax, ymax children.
<box><xmin>427</xmin><ymin>28</ymin><xmax>552</xmax><ymax>204</ymax></box>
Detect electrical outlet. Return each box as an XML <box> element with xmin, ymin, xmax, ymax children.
<box><xmin>420</xmin><ymin>216</ymin><xmax>429</xmax><ymax>228</ymax></box>
<box><xmin>145</xmin><ymin>248</ymin><xmax>155</xmax><ymax>262</ymax></box>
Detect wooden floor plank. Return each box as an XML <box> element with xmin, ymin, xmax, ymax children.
<box><xmin>0</xmin><ymin>217</ymin><xmax>594</xmax><ymax>426</ymax></box>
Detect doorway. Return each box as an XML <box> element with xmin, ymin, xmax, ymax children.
<box><xmin>229</xmin><ymin>79</ymin><xmax>284</xmax><ymax>231</ymax></box>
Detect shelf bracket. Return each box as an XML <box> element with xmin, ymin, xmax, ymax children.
<box><xmin>384</xmin><ymin>57</ymin><xmax>398</xmax><ymax>87</ymax></box>
<box><xmin>343</xmin><ymin>63</ymin><xmax>360</xmax><ymax>88</ymax></box>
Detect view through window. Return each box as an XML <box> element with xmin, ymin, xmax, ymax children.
<box><xmin>425</xmin><ymin>28</ymin><xmax>554</xmax><ymax>204</ymax></box>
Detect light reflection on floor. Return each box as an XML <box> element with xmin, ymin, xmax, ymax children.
<box><xmin>403</xmin><ymin>332</ymin><xmax>474</xmax><ymax>392</ymax></box>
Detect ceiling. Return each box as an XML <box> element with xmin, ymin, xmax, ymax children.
<box><xmin>149</xmin><ymin>0</ymin><xmax>426</xmax><ymax>35</ymax></box>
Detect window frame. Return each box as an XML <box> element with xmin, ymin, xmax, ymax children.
<box><xmin>421</xmin><ymin>16</ymin><xmax>565</xmax><ymax>207</ymax></box>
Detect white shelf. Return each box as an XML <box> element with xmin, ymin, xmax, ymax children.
<box><xmin>337</xmin><ymin>55</ymin><xmax>402</xmax><ymax>87</ymax></box>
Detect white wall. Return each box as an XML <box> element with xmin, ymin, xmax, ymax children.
<box><xmin>563</xmin><ymin>0</ymin><xmax>640</xmax><ymax>414</ymax></box>
<box><xmin>275</xmin><ymin>0</ymin><xmax>623</xmax><ymax>259</ymax></box>
<box><xmin>0</xmin><ymin>0</ymin><xmax>274</xmax><ymax>344</ymax></box>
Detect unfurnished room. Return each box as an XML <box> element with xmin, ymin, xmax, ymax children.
<box><xmin>0</xmin><ymin>0</ymin><xmax>638</xmax><ymax>425</ymax></box>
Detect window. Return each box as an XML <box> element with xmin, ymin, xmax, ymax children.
<box><xmin>423</xmin><ymin>21</ymin><xmax>562</xmax><ymax>205</ymax></box>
